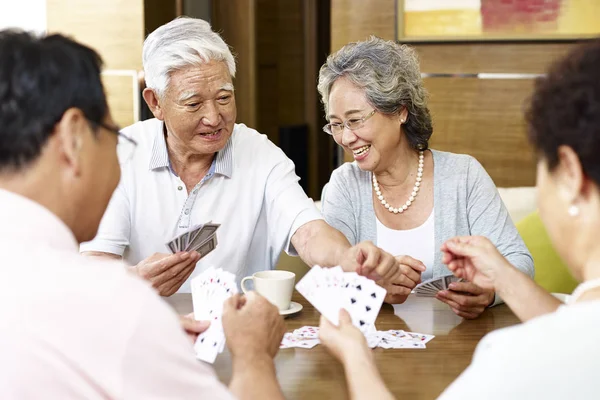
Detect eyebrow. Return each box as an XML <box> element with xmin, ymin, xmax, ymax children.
<box><xmin>177</xmin><ymin>84</ymin><xmax>235</xmax><ymax>103</ymax></box>
<box><xmin>328</xmin><ymin>109</ymin><xmax>364</xmax><ymax>120</ymax></box>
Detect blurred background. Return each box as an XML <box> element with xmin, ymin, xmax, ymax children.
<box><xmin>2</xmin><ymin>0</ymin><xmax>598</xmax><ymax>280</ymax></box>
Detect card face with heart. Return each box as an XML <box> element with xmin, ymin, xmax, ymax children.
<box><xmin>191</xmin><ymin>267</ymin><xmax>237</xmax><ymax>364</ymax></box>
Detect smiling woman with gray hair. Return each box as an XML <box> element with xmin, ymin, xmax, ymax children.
<box><xmin>319</xmin><ymin>36</ymin><xmax>534</xmax><ymax>318</ymax></box>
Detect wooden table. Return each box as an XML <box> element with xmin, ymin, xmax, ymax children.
<box><xmin>167</xmin><ymin>292</ymin><xmax>519</xmax><ymax>400</ymax></box>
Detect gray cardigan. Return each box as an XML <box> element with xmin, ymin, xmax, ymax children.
<box><xmin>322</xmin><ymin>150</ymin><xmax>534</xmax><ymax>304</ymax></box>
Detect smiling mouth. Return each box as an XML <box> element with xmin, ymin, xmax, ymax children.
<box><xmin>199</xmin><ymin>129</ymin><xmax>221</xmax><ymax>137</ymax></box>
<box><xmin>353</xmin><ymin>145</ymin><xmax>371</xmax><ymax>156</ymax></box>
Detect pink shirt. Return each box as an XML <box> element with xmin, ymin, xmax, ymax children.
<box><xmin>0</xmin><ymin>189</ymin><xmax>235</xmax><ymax>399</ymax></box>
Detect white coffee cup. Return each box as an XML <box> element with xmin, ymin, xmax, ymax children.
<box><xmin>241</xmin><ymin>270</ymin><xmax>296</xmax><ymax>311</ymax></box>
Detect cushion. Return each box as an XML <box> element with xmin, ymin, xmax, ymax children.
<box><xmin>516</xmin><ymin>211</ymin><xmax>579</xmax><ymax>294</ymax></box>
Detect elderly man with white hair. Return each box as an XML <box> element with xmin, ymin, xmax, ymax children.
<box><xmin>81</xmin><ymin>17</ymin><xmax>405</xmax><ymax>296</ymax></box>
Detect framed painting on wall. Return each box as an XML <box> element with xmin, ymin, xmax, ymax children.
<box><xmin>397</xmin><ymin>0</ymin><xmax>600</xmax><ymax>42</ymax></box>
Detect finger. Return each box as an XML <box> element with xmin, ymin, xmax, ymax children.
<box><xmin>160</xmin><ymin>261</ymin><xmax>197</xmax><ymax>296</ymax></box>
<box><xmin>435</xmin><ymin>294</ymin><xmax>462</xmax><ymax>310</ymax></box>
<box><xmin>358</xmin><ymin>244</ymin><xmax>381</xmax><ymax>275</ymax></box>
<box><xmin>443</xmin><ymin>238</ymin><xmax>482</xmax><ymax>259</ymax></box>
<box><xmin>451</xmin><ymin>307</ymin><xmax>479</xmax><ymax>320</ymax></box>
<box><xmin>224</xmin><ymin>293</ymin><xmax>243</xmax><ymax>314</ymax></box>
<box><xmin>387</xmin><ymin>284</ymin><xmax>412</xmax><ymax>296</ymax></box>
<box><xmin>338</xmin><ymin>308</ymin><xmax>352</xmax><ymax>325</ymax></box>
<box><xmin>437</xmin><ymin>290</ymin><xmax>481</xmax><ymax>308</ymax></box>
<box><xmin>154</xmin><ymin>256</ymin><xmax>197</xmax><ymax>290</ymax></box>
<box><xmin>182</xmin><ymin>318</ymin><xmax>210</xmax><ymax>334</ymax></box>
<box><xmin>447</xmin><ymin>281</ymin><xmax>485</xmax><ymax>295</ymax></box>
<box><xmin>396</xmin><ymin>255</ymin><xmax>426</xmax><ymax>272</ymax></box>
<box><xmin>399</xmin><ymin>264</ymin><xmax>422</xmax><ymax>284</ymax></box>
<box><xmin>377</xmin><ymin>256</ymin><xmax>397</xmax><ymax>281</ymax></box>
<box><xmin>150</xmin><ymin>252</ymin><xmax>192</xmax><ymax>275</ymax></box>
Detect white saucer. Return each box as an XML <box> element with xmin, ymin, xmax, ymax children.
<box><xmin>280</xmin><ymin>301</ymin><xmax>303</xmax><ymax>316</ymax></box>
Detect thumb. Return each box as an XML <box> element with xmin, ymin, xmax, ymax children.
<box><xmin>445</xmin><ymin>239</ymin><xmax>480</xmax><ymax>258</ymax></box>
<box><xmin>338</xmin><ymin>308</ymin><xmax>352</xmax><ymax>325</ymax></box>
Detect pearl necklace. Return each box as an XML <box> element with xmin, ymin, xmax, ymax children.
<box><xmin>372</xmin><ymin>151</ymin><xmax>424</xmax><ymax>214</ymax></box>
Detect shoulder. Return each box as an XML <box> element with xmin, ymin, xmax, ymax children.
<box><xmin>230</xmin><ymin>123</ymin><xmax>289</xmax><ymax>166</ymax></box>
<box><xmin>431</xmin><ymin>149</ymin><xmax>480</xmax><ymax>173</ymax></box>
<box><xmin>330</xmin><ymin>161</ymin><xmax>370</xmax><ymax>186</ymax></box>
<box><xmin>431</xmin><ymin>149</ymin><xmax>490</xmax><ymax>187</ymax></box>
<box><xmin>121</xmin><ymin>118</ymin><xmax>162</xmax><ymax>149</ymax></box>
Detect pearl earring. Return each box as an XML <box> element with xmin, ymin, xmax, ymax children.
<box><xmin>568</xmin><ymin>205</ymin><xmax>580</xmax><ymax>217</ymax></box>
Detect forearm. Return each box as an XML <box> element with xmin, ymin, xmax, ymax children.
<box><xmin>342</xmin><ymin>350</ymin><xmax>394</xmax><ymax>400</ymax></box>
<box><xmin>229</xmin><ymin>355</ymin><xmax>284</xmax><ymax>400</ymax></box>
<box><xmin>495</xmin><ymin>265</ymin><xmax>561</xmax><ymax>322</ymax></box>
<box><xmin>292</xmin><ymin>220</ymin><xmax>351</xmax><ymax>267</ymax></box>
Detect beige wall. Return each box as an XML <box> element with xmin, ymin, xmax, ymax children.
<box><xmin>46</xmin><ymin>0</ymin><xmax>144</xmax><ymax>127</ymax></box>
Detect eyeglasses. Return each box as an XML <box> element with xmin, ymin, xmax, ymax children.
<box><xmin>89</xmin><ymin>120</ymin><xmax>138</xmax><ymax>163</ymax></box>
<box><xmin>323</xmin><ymin>109</ymin><xmax>377</xmax><ymax>136</ymax></box>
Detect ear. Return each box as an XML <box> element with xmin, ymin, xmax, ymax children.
<box><xmin>555</xmin><ymin>145</ymin><xmax>585</xmax><ymax>204</ymax></box>
<box><xmin>54</xmin><ymin>108</ymin><xmax>87</xmax><ymax>177</ymax></box>
<box><xmin>142</xmin><ymin>88</ymin><xmax>164</xmax><ymax>121</ymax></box>
<box><xmin>399</xmin><ymin>107</ymin><xmax>408</xmax><ymax>124</ymax></box>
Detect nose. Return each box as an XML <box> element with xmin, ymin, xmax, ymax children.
<box><xmin>200</xmin><ymin>101</ymin><xmax>221</xmax><ymax>127</ymax></box>
<box><xmin>340</xmin><ymin>125</ymin><xmax>357</xmax><ymax>147</ymax></box>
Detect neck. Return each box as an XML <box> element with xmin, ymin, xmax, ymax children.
<box><xmin>0</xmin><ymin>164</ymin><xmax>76</xmax><ymax>236</ymax></box>
<box><xmin>374</xmin><ymin>145</ymin><xmax>420</xmax><ymax>189</ymax></box>
<box><xmin>165</xmin><ymin>131</ymin><xmax>215</xmax><ymax>179</ymax></box>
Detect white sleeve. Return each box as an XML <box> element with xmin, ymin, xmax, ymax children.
<box><xmin>262</xmin><ymin>147</ymin><xmax>323</xmax><ymax>256</ymax></box>
<box><xmin>80</xmin><ymin>182</ymin><xmax>131</xmax><ymax>256</ymax></box>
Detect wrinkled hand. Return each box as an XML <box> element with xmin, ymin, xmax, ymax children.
<box><xmin>134</xmin><ymin>252</ymin><xmax>201</xmax><ymax>296</ymax></box>
<box><xmin>377</xmin><ymin>255</ymin><xmax>425</xmax><ymax>304</ymax></box>
<box><xmin>319</xmin><ymin>309</ymin><xmax>371</xmax><ymax>364</ymax></box>
<box><xmin>179</xmin><ymin>313</ymin><xmax>210</xmax><ymax>343</ymax></box>
<box><xmin>436</xmin><ymin>281</ymin><xmax>495</xmax><ymax>319</ymax></box>
<box><xmin>441</xmin><ymin>236</ymin><xmax>513</xmax><ymax>291</ymax></box>
<box><xmin>340</xmin><ymin>241</ymin><xmax>401</xmax><ymax>283</ymax></box>
<box><xmin>222</xmin><ymin>292</ymin><xmax>286</xmax><ymax>360</ymax></box>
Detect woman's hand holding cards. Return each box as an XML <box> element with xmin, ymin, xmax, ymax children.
<box><xmin>439</xmin><ymin>236</ymin><xmax>518</xmax><ymax>319</ymax></box>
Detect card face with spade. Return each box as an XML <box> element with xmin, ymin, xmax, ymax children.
<box><xmin>295</xmin><ymin>265</ymin><xmax>387</xmax><ymax>335</ymax></box>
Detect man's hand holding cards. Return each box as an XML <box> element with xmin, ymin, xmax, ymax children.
<box><xmin>166</xmin><ymin>222</ymin><xmax>220</xmax><ymax>258</ymax></box>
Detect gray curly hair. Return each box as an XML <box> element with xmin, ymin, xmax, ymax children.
<box><xmin>317</xmin><ymin>36</ymin><xmax>433</xmax><ymax>150</ymax></box>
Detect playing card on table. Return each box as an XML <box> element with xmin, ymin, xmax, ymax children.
<box><xmin>280</xmin><ymin>331</ymin><xmax>320</xmax><ymax>349</ymax></box>
<box><xmin>295</xmin><ymin>265</ymin><xmax>386</xmax><ymax>335</ymax></box>
<box><xmin>191</xmin><ymin>267</ymin><xmax>237</xmax><ymax>363</ymax></box>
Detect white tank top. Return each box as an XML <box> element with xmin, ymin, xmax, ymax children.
<box><xmin>376</xmin><ymin>210</ymin><xmax>435</xmax><ymax>281</ymax></box>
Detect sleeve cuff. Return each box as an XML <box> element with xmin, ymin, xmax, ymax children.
<box><xmin>79</xmin><ymin>241</ymin><xmax>126</xmax><ymax>257</ymax></box>
<box><xmin>489</xmin><ymin>292</ymin><xmax>503</xmax><ymax>307</ymax></box>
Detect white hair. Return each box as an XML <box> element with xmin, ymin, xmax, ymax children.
<box><xmin>143</xmin><ymin>17</ymin><xmax>236</xmax><ymax>96</ymax></box>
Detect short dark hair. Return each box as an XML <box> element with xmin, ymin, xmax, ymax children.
<box><xmin>0</xmin><ymin>30</ymin><xmax>107</xmax><ymax>171</ymax></box>
<box><xmin>526</xmin><ymin>39</ymin><xmax>600</xmax><ymax>185</ymax></box>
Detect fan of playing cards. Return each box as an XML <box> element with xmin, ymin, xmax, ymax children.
<box><xmin>191</xmin><ymin>267</ymin><xmax>238</xmax><ymax>364</ymax></box>
<box><xmin>414</xmin><ymin>275</ymin><xmax>464</xmax><ymax>297</ymax></box>
<box><xmin>166</xmin><ymin>222</ymin><xmax>220</xmax><ymax>256</ymax></box>
<box><xmin>295</xmin><ymin>265</ymin><xmax>387</xmax><ymax>334</ymax></box>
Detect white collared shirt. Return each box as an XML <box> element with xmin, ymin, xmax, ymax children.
<box><xmin>80</xmin><ymin>119</ymin><xmax>322</xmax><ymax>291</ymax></box>
<box><xmin>438</xmin><ymin>298</ymin><xmax>600</xmax><ymax>399</ymax></box>
<box><xmin>0</xmin><ymin>189</ymin><xmax>234</xmax><ymax>399</ymax></box>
